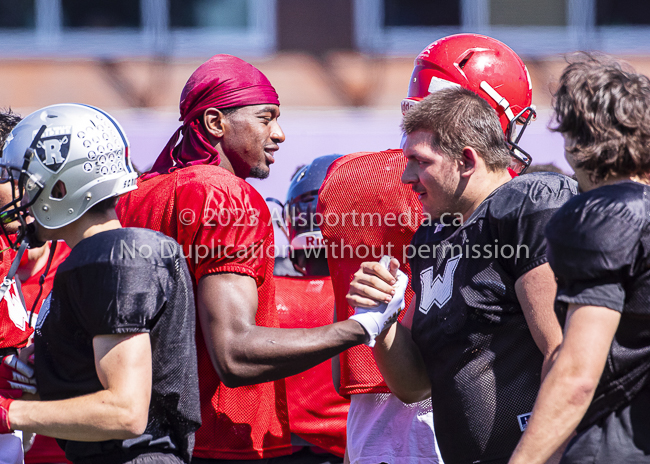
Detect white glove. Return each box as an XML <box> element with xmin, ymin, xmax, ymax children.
<box><xmin>0</xmin><ymin>355</ymin><xmax>36</xmax><ymax>395</ymax></box>
<box><xmin>350</xmin><ymin>256</ymin><xmax>408</xmax><ymax>347</ymax></box>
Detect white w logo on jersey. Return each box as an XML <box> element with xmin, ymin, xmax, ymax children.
<box><xmin>419</xmin><ymin>254</ymin><xmax>461</xmax><ymax>314</ymax></box>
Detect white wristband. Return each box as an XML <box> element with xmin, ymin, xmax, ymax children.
<box><xmin>350</xmin><ymin>256</ymin><xmax>409</xmax><ymax>347</ymax></box>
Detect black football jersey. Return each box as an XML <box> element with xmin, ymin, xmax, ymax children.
<box><xmin>410</xmin><ymin>172</ymin><xmax>578</xmax><ymax>464</ymax></box>
<box><xmin>546</xmin><ymin>181</ymin><xmax>650</xmax><ymax>431</ymax></box>
<box><xmin>35</xmin><ymin>228</ymin><xmax>201</xmax><ymax>463</ymax></box>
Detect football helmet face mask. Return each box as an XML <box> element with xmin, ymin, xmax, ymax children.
<box><xmin>402</xmin><ymin>33</ymin><xmax>536</xmax><ymax>174</ymax></box>
<box><xmin>0</xmin><ymin>104</ymin><xmax>138</xmax><ymax>248</ymax></box>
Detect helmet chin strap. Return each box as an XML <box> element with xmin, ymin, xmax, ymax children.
<box><xmin>480</xmin><ymin>81</ymin><xmax>516</xmax><ymax>122</ymax></box>
<box><xmin>24</xmin><ymin>223</ymin><xmax>45</xmax><ymax>249</ymax></box>
<box><xmin>480</xmin><ymin>81</ymin><xmax>536</xmax><ymax>174</ymax></box>
<box><xmin>28</xmin><ymin>239</ymin><xmax>57</xmax><ymax>327</ymax></box>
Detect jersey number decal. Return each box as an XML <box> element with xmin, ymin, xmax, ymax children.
<box><xmin>419</xmin><ymin>254</ymin><xmax>461</xmax><ymax>314</ymax></box>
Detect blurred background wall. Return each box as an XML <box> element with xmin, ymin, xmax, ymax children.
<box><xmin>2</xmin><ymin>0</ymin><xmax>650</xmax><ymax>236</ymax></box>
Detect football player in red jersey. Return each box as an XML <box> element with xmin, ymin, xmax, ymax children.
<box><xmin>318</xmin><ymin>151</ymin><xmax>441</xmax><ymax>464</ymax></box>
<box><xmin>0</xmin><ymin>110</ymin><xmax>30</xmax><ymax>354</ymax></box>
<box><xmin>116</xmin><ymin>55</ymin><xmax>400</xmax><ymax>464</ymax></box>
<box><xmin>0</xmin><ymin>109</ymin><xmax>30</xmax><ymax>464</ymax></box>
<box><xmin>0</xmin><ymin>109</ymin><xmax>72</xmax><ymax>464</ymax></box>
<box><xmin>273</xmin><ymin>154</ymin><xmax>348</xmax><ymax>463</ymax></box>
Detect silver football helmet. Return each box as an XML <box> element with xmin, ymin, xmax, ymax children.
<box><xmin>0</xmin><ymin>104</ymin><xmax>138</xmax><ymax>246</ymax></box>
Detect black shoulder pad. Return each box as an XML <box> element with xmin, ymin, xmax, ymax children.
<box><xmin>488</xmin><ymin>172</ymin><xmax>578</xmax><ymax>222</ymax></box>
<box><xmin>546</xmin><ymin>183</ymin><xmax>647</xmax><ymax>281</ymax></box>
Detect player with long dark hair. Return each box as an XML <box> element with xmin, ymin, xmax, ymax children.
<box><xmin>509</xmin><ymin>55</ymin><xmax>650</xmax><ymax>464</ymax></box>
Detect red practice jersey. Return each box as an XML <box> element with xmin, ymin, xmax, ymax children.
<box><xmin>23</xmin><ymin>241</ymin><xmax>72</xmax><ymax>464</ymax></box>
<box><xmin>317</xmin><ymin>150</ymin><xmax>422</xmax><ymax>397</ymax></box>
<box><xmin>275</xmin><ymin>276</ymin><xmax>349</xmax><ymax>457</ymax></box>
<box><xmin>117</xmin><ymin>165</ymin><xmax>291</xmax><ymax>460</ymax></box>
<box><xmin>21</xmin><ymin>241</ymin><xmax>71</xmax><ymax>325</ymax></box>
<box><xmin>0</xmin><ymin>235</ymin><xmax>31</xmax><ymax>350</ymax></box>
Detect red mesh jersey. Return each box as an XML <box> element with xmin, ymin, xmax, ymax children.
<box><xmin>21</xmin><ymin>241</ymin><xmax>71</xmax><ymax>321</ymax></box>
<box><xmin>23</xmin><ymin>241</ymin><xmax>71</xmax><ymax>464</ymax></box>
<box><xmin>0</xmin><ymin>235</ymin><xmax>32</xmax><ymax>350</ymax></box>
<box><xmin>317</xmin><ymin>150</ymin><xmax>423</xmax><ymax>397</ymax></box>
<box><xmin>275</xmin><ymin>276</ymin><xmax>349</xmax><ymax>457</ymax></box>
<box><xmin>117</xmin><ymin>165</ymin><xmax>291</xmax><ymax>460</ymax></box>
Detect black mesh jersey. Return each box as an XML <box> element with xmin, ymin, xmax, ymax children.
<box><xmin>34</xmin><ymin>228</ymin><xmax>201</xmax><ymax>464</ymax></box>
<box><xmin>546</xmin><ymin>181</ymin><xmax>650</xmax><ymax>433</ymax></box>
<box><xmin>410</xmin><ymin>173</ymin><xmax>578</xmax><ymax>464</ymax></box>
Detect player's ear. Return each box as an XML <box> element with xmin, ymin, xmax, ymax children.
<box><xmin>459</xmin><ymin>146</ymin><xmax>479</xmax><ymax>177</ymax></box>
<box><xmin>203</xmin><ymin>108</ymin><xmax>227</xmax><ymax>140</ymax></box>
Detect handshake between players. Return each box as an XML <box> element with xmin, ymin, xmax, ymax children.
<box><xmin>0</xmin><ymin>37</ymin><xmax>648</xmax><ymax>464</ymax></box>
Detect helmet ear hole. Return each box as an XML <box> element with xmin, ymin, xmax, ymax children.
<box><xmin>50</xmin><ymin>180</ymin><xmax>67</xmax><ymax>200</ymax></box>
<box><xmin>458</xmin><ymin>51</ymin><xmax>474</xmax><ymax>70</ymax></box>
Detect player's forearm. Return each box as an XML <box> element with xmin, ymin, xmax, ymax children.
<box><xmin>213</xmin><ymin>319</ymin><xmax>367</xmax><ymax>387</ymax></box>
<box><xmin>508</xmin><ymin>350</ymin><xmax>597</xmax><ymax>464</ymax></box>
<box><xmin>373</xmin><ymin>322</ymin><xmax>431</xmax><ymax>403</ymax></box>
<box><xmin>8</xmin><ymin>389</ymin><xmax>148</xmax><ymax>441</ymax></box>
<box><xmin>513</xmin><ymin>304</ymin><xmax>621</xmax><ymax>464</ymax></box>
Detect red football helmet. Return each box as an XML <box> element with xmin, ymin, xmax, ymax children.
<box><xmin>401</xmin><ymin>34</ymin><xmax>536</xmax><ymax>174</ymax></box>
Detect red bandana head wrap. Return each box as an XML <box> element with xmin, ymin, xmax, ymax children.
<box><xmin>143</xmin><ymin>54</ymin><xmax>279</xmax><ymax>179</ymax></box>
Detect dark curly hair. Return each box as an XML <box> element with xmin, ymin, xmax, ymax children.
<box><xmin>0</xmin><ymin>109</ymin><xmax>21</xmax><ymax>149</ymax></box>
<box><xmin>552</xmin><ymin>54</ymin><xmax>650</xmax><ymax>183</ymax></box>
